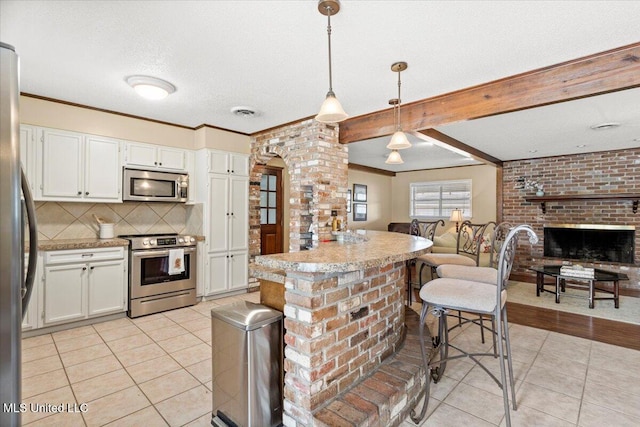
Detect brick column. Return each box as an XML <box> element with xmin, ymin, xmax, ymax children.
<box><xmin>249</xmin><ymin>119</ymin><xmax>348</xmax><ymax>257</ymax></box>
<box><xmin>281</xmin><ymin>262</ymin><xmax>407</xmax><ymax>426</ymax></box>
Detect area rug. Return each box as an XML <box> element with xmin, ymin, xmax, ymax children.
<box><xmin>507</xmin><ymin>281</ymin><xmax>640</xmax><ymax>326</ymax></box>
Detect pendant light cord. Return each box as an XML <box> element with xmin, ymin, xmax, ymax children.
<box><xmin>326</xmin><ymin>6</ymin><xmax>334</xmax><ymax>95</ymax></box>
<box><xmin>396</xmin><ymin>69</ymin><xmax>402</xmax><ymax>131</ymax></box>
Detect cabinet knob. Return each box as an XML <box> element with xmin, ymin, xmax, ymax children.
<box><xmin>231</xmin><ymin>170</ymin><xmax>235</xmax><ymax>173</ymax></box>
<box><xmin>82</xmin><ymin>267</ymin><xmax>87</xmax><ymax>271</ymax></box>
<box><xmin>159</xmin><ymin>162</ymin><xmax>162</xmax><ymax>166</ymax></box>
<box><xmin>227</xmin><ymin>169</ymin><xmax>230</xmax><ymax>173</ymax></box>
<box><xmin>85</xmin><ymin>191</ymin><xmax>89</xmax><ymax>195</ymax></box>
<box><xmin>77</xmin><ymin>191</ymin><xmax>82</xmax><ymax>195</ymax></box>
<box><xmin>230</xmin><ymin>254</ymin><xmax>234</xmax><ymax>258</ymax></box>
<box><xmin>90</xmin><ymin>266</ymin><xmax>94</xmax><ymax>270</ymax></box>
<box><xmin>154</xmin><ymin>161</ymin><xmax>158</xmax><ymax>165</ymax></box>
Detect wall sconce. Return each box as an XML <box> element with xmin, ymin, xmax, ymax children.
<box><xmin>449</xmin><ymin>209</ymin><xmax>463</xmax><ymax>232</ymax></box>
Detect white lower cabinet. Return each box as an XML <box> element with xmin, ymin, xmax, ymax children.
<box><xmin>205</xmin><ymin>251</ymin><xmax>249</xmax><ymax>295</ymax></box>
<box><xmin>21</xmin><ymin>253</ymin><xmax>42</xmax><ymax>332</ymax></box>
<box><xmin>42</xmin><ymin>247</ymin><xmax>127</xmax><ymax>327</ymax></box>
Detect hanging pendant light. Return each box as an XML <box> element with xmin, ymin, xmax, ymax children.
<box><xmin>385</xmin><ymin>149</ymin><xmax>404</xmax><ymax>164</ymax></box>
<box><xmin>386</xmin><ymin>61</ymin><xmax>410</xmax><ymax>150</ymax></box>
<box><xmin>315</xmin><ymin>0</ymin><xmax>348</xmax><ymax>124</ymax></box>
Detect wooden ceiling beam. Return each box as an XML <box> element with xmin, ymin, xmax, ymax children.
<box><xmin>339</xmin><ymin>42</ymin><xmax>640</xmax><ymax>144</ymax></box>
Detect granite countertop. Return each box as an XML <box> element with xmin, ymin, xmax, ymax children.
<box><xmin>253</xmin><ymin>230</ymin><xmax>432</xmax><ymax>273</ymax></box>
<box><xmin>35</xmin><ymin>234</ymin><xmax>205</xmax><ymax>251</ymax></box>
<box><xmin>36</xmin><ymin>238</ymin><xmax>130</xmax><ymax>251</ymax></box>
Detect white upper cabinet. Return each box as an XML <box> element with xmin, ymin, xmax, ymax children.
<box><xmin>19</xmin><ymin>125</ymin><xmax>36</xmax><ymax>193</ymax></box>
<box><xmin>207</xmin><ymin>150</ymin><xmax>249</xmax><ymax>176</ymax></box>
<box><xmin>125</xmin><ymin>141</ymin><xmax>186</xmax><ymax>171</ymax></box>
<box><xmin>36</xmin><ymin>128</ymin><xmax>121</xmax><ymax>202</ymax></box>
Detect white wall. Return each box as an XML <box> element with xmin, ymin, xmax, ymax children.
<box><xmin>347</xmin><ymin>169</ymin><xmax>393</xmax><ymax>231</ymax></box>
<box><xmin>20</xmin><ymin>95</ymin><xmax>251</xmax><ymax>152</ymax></box>
<box><xmin>391</xmin><ymin>164</ymin><xmax>498</xmax><ymax>234</ymax></box>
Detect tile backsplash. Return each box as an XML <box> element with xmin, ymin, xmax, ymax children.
<box><xmin>35</xmin><ymin>201</ymin><xmax>203</xmax><ymax>240</ymax></box>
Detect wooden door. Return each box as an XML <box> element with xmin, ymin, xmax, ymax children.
<box><xmin>260</xmin><ymin>167</ymin><xmax>283</xmax><ymax>255</ymax></box>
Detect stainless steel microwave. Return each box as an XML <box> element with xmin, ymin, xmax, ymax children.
<box><xmin>123</xmin><ymin>168</ymin><xmax>188</xmax><ymax>202</ymax></box>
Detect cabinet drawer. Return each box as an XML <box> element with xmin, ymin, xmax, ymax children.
<box><xmin>44</xmin><ymin>247</ymin><xmax>125</xmax><ymax>265</ymax></box>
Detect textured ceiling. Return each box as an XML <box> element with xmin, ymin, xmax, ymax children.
<box><xmin>1</xmin><ymin>1</ymin><xmax>639</xmax><ymax>170</ymax></box>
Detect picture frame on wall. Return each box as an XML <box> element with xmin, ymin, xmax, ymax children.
<box><xmin>347</xmin><ymin>189</ymin><xmax>352</xmax><ymax>213</ymax></box>
<box><xmin>353</xmin><ymin>184</ymin><xmax>367</xmax><ymax>202</ymax></box>
<box><xmin>353</xmin><ymin>203</ymin><xmax>367</xmax><ymax>221</ymax></box>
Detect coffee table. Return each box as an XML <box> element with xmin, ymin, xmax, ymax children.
<box><xmin>529</xmin><ymin>265</ymin><xmax>628</xmax><ymax>309</ymax></box>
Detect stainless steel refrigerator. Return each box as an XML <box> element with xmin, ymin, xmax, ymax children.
<box><xmin>1</xmin><ymin>41</ymin><xmax>38</xmax><ymax>427</ymax></box>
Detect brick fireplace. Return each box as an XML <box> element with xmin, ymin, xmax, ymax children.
<box><xmin>503</xmin><ymin>148</ymin><xmax>640</xmax><ymax>292</ymax></box>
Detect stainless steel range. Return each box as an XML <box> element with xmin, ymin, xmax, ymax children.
<box><xmin>119</xmin><ymin>233</ymin><xmax>197</xmax><ymax>318</ymax></box>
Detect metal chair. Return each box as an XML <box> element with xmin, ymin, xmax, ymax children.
<box><xmin>436</xmin><ymin>222</ymin><xmax>513</xmax><ymax>284</ymax></box>
<box><xmin>406</xmin><ymin>219</ymin><xmax>444</xmax><ymax>305</ymax></box>
<box><xmin>417</xmin><ymin>221</ymin><xmax>497</xmax><ymax>285</ymax></box>
<box><xmin>410</xmin><ymin>224</ymin><xmax>538</xmax><ymax>427</ymax></box>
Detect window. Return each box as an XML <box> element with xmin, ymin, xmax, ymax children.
<box><xmin>409</xmin><ymin>179</ymin><xmax>472</xmax><ymax>219</ymax></box>
<box><xmin>260</xmin><ymin>173</ymin><xmax>278</xmax><ymax>225</ymax></box>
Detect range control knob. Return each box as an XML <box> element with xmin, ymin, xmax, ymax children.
<box><xmin>143</xmin><ymin>239</ymin><xmax>149</xmax><ymax>246</ymax></box>
<box><xmin>178</xmin><ymin>238</ymin><xmax>185</xmax><ymax>244</ymax></box>
<box><xmin>190</xmin><ymin>237</ymin><xmax>196</xmax><ymax>243</ymax></box>
<box><xmin>150</xmin><ymin>239</ymin><xmax>156</xmax><ymax>245</ymax></box>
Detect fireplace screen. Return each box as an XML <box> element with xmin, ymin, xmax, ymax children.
<box><xmin>544</xmin><ymin>224</ymin><xmax>635</xmax><ymax>264</ymax></box>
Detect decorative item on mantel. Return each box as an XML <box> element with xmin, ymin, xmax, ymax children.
<box><xmin>515</xmin><ymin>177</ymin><xmax>544</xmax><ymax>196</ymax></box>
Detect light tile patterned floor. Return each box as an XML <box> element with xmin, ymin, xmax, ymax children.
<box><xmin>21</xmin><ymin>292</ymin><xmax>260</xmax><ymax>427</ymax></box>
<box><xmin>21</xmin><ymin>294</ymin><xmax>640</xmax><ymax>426</ymax></box>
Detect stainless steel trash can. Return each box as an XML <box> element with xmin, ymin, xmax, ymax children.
<box><xmin>211</xmin><ymin>301</ymin><xmax>283</xmax><ymax>427</ymax></box>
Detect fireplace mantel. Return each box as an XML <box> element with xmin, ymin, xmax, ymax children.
<box><xmin>525</xmin><ymin>193</ymin><xmax>640</xmax><ymax>214</ymax></box>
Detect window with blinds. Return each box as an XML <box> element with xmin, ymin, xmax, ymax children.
<box><xmin>409</xmin><ymin>179</ymin><xmax>472</xmax><ymax>219</ymax></box>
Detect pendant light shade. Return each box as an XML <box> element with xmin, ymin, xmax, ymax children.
<box><xmin>316</xmin><ymin>92</ymin><xmax>348</xmax><ymax>124</ymax></box>
<box><xmin>315</xmin><ymin>0</ymin><xmax>348</xmax><ymax>124</ymax></box>
<box><xmin>385</xmin><ymin>149</ymin><xmax>404</xmax><ymax>164</ymax></box>
<box><xmin>386</xmin><ymin>62</ymin><xmax>410</xmax><ymax>150</ymax></box>
<box><xmin>387</xmin><ymin>130</ymin><xmax>411</xmax><ymax>150</ymax></box>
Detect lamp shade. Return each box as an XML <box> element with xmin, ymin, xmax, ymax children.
<box><xmin>385</xmin><ymin>149</ymin><xmax>404</xmax><ymax>164</ymax></box>
<box><xmin>386</xmin><ymin>130</ymin><xmax>411</xmax><ymax>150</ymax></box>
<box><xmin>449</xmin><ymin>209</ymin><xmax>463</xmax><ymax>222</ymax></box>
<box><xmin>315</xmin><ymin>93</ymin><xmax>348</xmax><ymax>123</ymax></box>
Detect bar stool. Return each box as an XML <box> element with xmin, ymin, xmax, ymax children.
<box><xmin>406</xmin><ymin>219</ymin><xmax>444</xmax><ymax>305</ymax></box>
<box><xmin>410</xmin><ymin>224</ymin><xmax>538</xmax><ymax>427</ymax></box>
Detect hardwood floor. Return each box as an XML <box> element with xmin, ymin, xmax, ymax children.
<box><xmin>506</xmin><ymin>301</ymin><xmax>640</xmax><ymax>351</ymax></box>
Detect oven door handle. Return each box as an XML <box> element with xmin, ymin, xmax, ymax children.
<box><xmin>132</xmin><ymin>247</ymin><xmax>197</xmax><ymax>258</ymax></box>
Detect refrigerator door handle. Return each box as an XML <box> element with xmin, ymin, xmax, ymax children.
<box><xmin>21</xmin><ymin>167</ymin><xmax>38</xmax><ymax>320</ymax></box>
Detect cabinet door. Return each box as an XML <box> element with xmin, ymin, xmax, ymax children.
<box><xmin>157</xmin><ymin>147</ymin><xmax>186</xmax><ymax>170</ymax></box>
<box><xmin>44</xmin><ymin>264</ymin><xmax>85</xmax><ymax>324</ymax></box>
<box><xmin>208</xmin><ymin>151</ymin><xmax>229</xmax><ymax>174</ymax></box>
<box><xmin>229</xmin><ymin>154</ymin><xmax>249</xmax><ymax>176</ymax></box>
<box><xmin>22</xmin><ymin>252</ymin><xmax>41</xmax><ymax>331</ymax></box>
<box><xmin>88</xmin><ymin>260</ymin><xmax>126</xmax><ymax>316</ymax></box>
<box><xmin>20</xmin><ymin>125</ymin><xmax>36</xmax><ymax>194</ymax></box>
<box><xmin>85</xmin><ymin>136</ymin><xmax>121</xmax><ymax>200</ymax></box>
<box><xmin>126</xmin><ymin>142</ymin><xmax>157</xmax><ymax>168</ymax></box>
<box><xmin>228</xmin><ymin>251</ymin><xmax>248</xmax><ymax>290</ymax></box>
<box><xmin>41</xmin><ymin>128</ymin><xmax>83</xmax><ymax>199</ymax></box>
<box><xmin>207</xmin><ymin>175</ymin><xmax>230</xmax><ymax>252</ymax></box>
<box><xmin>229</xmin><ymin>176</ymin><xmax>248</xmax><ymax>251</ymax></box>
<box><xmin>206</xmin><ymin>252</ymin><xmax>229</xmax><ymax>295</ymax></box>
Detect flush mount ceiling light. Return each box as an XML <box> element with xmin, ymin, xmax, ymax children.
<box><xmin>386</xmin><ymin>61</ymin><xmax>410</xmax><ymax>150</ymax></box>
<box><xmin>126</xmin><ymin>75</ymin><xmax>176</xmax><ymax>100</ymax></box>
<box><xmin>385</xmin><ymin>149</ymin><xmax>404</xmax><ymax>164</ymax></box>
<box><xmin>590</xmin><ymin>122</ymin><xmax>620</xmax><ymax>130</ymax></box>
<box><xmin>315</xmin><ymin>0</ymin><xmax>348</xmax><ymax>124</ymax></box>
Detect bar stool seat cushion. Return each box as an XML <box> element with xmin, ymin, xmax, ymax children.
<box><xmin>436</xmin><ymin>265</ymin><xmax>498</xmax><ymax>285</ymax></box>
<box><xmin>418</xmin><ymin>253</ymin><xmax>476</xmax><ymax>267</ymax></box>
<box><xmin>419</xmin><ymin>278</ymin><xmax>507</xmax><ymax>313</ymax></box>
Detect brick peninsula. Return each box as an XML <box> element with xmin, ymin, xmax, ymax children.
<box><xmin>251</xmin><ymin>231</ymin><xmax>432</xmax><ymax>426</ymax></box>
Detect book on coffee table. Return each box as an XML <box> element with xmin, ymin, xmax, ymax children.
<box><xmin>560</xmin><ymin>265</ymin><xmax>595</xmax><ymax>279</ymax></box>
